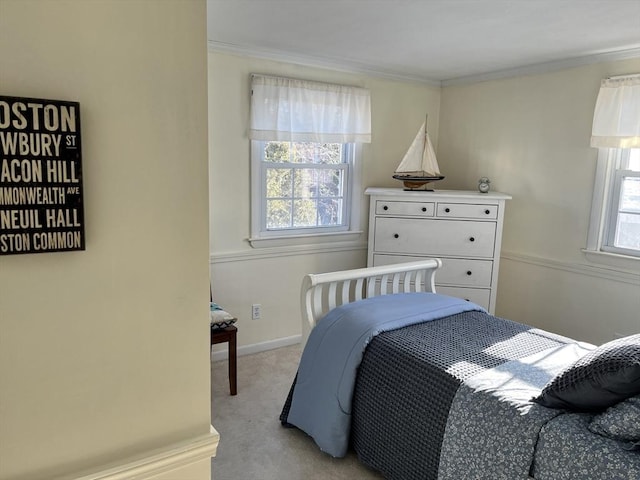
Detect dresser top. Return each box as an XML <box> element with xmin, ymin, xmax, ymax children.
<box><xmin>365</xmin><ymin>187</ymin><xmax>512</xmax><ymax>201</ymax></box>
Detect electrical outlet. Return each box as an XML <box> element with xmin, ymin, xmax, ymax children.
<box><xmin>251</xmin><ymin>303</ymin><xmax>261</xmax><ymax>320</ymax></box>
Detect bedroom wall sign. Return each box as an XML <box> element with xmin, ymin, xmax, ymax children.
<box><xmin>0</xmin><ymin>96</ymin><xmax>85</xmax><ymax>255</ymax></box>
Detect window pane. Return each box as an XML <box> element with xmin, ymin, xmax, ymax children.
<box><xmin>318</xmin><ymin>198</ymin><xmax>343</xmax><ymax>226</ymax></box>
<box><xmin>266</xmin><ymin>199</ymin><xmax>291</xmax><ymax>229</ymax></box>
<box><xmin>614</xmin><ymin>175</ymin><xmax>640</xmax><ymax>251</ymax></box>
<box><xmin>293</xmin><ymin>169</ymin><xmax>317</xmax><ymax>198</ymax></box>
<box><xmin>318</xmin><ymin>169</ymin><xmax>343</xmax><ymax>197</ymax></box>
<box><xmin>290</xmin><ymin>142</ymin><xmax>342</xmax><ymax>164</ymax></box>
<box><xmin>620</xmin><ymin>176</ymin><xmax>640</xmax><ymax>213</ymax></box>
<box><xmin>293</xmin><ymin>199</ymin><xmax>317</xmax><ymax>227</ymax></box>
<box><xmin>614</xmin><ymin>212</ymin><xmax>640</xmax><ymax>250</ymax></box>
<box><xmin>264</xmin><ymin>142</ymin><xmax>291</xmax><ymax>163</ymax></box>
<box><xmin>266</xmin><ymin>168</ymin><xmax>292</xmax><ymax>198</ymax></box>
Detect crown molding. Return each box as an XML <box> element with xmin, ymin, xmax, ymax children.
<box><xmin>207</xmin><ymin>40</ymin><xmax>441</xmax><ymax>86</ymax></box>
<box><xmin>441</xmin><ymin>47</ymin><xmax>640</xmax><ymax>87</ymax></box>
<box><xmin>208</xmin><ymin>40</ymin><xmax>640</xmax><ymax>88</ymax></box>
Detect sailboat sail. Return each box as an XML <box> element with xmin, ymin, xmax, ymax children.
<box><xmin>394</xmin><ymin>121</ymin><xmax>441</xmax><ymax>177</ymax></box>
<box><xmin>392</xmin><ymin>118</ymin><xmax>444</xmax><ymax>190</ymax></box>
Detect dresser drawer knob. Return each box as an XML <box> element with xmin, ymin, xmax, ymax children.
<box><xmin>383</xmin><ymin>205</ymin><xmax>389</xmax><ymax>211</ymax></box>
<box><xmin>469</xmin><ymin>237</ymin><xmax>475</xmax><ymax>242</ymax></box>
<box><xmin>485</xmin><ymin>209</ymin><xmax>490</xmax><ymax>215</ymax></box>
<box><xmin>445</xmin><ymin>208</ymin><xmax>451</xmax><ymax>213</ymax></box>
<box><xmin>466</xmin><ymin>271</ymin><xmax>472</xmax><ymax>276</ymax></box>
<box><xmin>394</xmin><ymin>233</ymin><xmax>399</xmax><ymax>239</ymax></box>
<box><xmin>422</xmin><ymin>207</ymin><xmax>427</xmax><ymax>212</ymax></box>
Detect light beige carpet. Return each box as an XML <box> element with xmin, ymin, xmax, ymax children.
<box><xmin>211</xmin><ymin>344</ymin><xmax>384</xmax><ymax>480</ymax></box>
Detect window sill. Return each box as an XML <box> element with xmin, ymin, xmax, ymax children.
<box><xmin>581</xmin><ymin>248</ymin><xmax>640</xmax><ymax>274</ymax></box>
<box><xmin>248</xmin><ymin>230</ymin><xmax>364</xmax><ymax>249</ymax></box>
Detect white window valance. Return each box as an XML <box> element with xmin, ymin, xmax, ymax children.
<box><xmin>249</xmin><ymin>74</ymin><xmax>371</xmax><ymax>144</ymax></box>
<box><xmin>591</xmin><ymin>74</ymin><xmax>640</xmax><ymax>148</ymax></box>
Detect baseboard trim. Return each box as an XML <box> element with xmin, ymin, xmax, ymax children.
<box><xmin>54</xmin><ymin>427</ymin><xmax>219</xmax><ymax>480</ymax></box>
<box><xmin>212</xmin><ymin>334</ymin><xmax>301</xmax><ymax>362</ymax></box>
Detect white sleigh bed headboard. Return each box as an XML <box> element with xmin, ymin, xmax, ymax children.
<box><xmin>300</xmin><ymin>259</ymin><xmax>442</xmax><ymax>345</ymax></box>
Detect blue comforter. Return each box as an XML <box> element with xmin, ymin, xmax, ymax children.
<box><xmin>286</xmin><ymin>292</ymin><xmax>485</xmax><ymax>457</ymax></box>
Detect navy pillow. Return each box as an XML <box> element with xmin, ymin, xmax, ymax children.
<box><xmin>533</xmin><ymin>334</ymin><xmax>640</xmax><ymax>412</ymax></box>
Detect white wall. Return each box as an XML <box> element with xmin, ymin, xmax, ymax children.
<box><xmin>0</xmin><ymin>2</ymin><xmax>214</xmax><ymax>479</ymax></box>
<box><xmin>208</xmin><ymin>51</ymin><xmax>441</xmax><ymax>347</ymax></box>
<box><xmin>438</xmin><ymin>58</ymin><xmax>640</xmax><ymax>344</ymax></box>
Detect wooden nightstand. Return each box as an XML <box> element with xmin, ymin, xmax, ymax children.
<box><xmin>211</xmin><ymin>324</ymin><xmax>237</xmax><ymax>395</ymax></box>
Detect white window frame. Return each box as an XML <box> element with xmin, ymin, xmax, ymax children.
<box><xmin>249</xmin><ymin>140</ymin><xmax>362</xmax><ymax>248</ymax></box>
<box><xmin>584</xmin><ymin>147</ymin><xmax>640</xmax><ymax>270</ymax></box>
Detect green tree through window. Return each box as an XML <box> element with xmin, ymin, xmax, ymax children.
<box><xmin>262</xmin><ymin>141</ymin><xmax>349</xmax><ymax>231</ymax></box>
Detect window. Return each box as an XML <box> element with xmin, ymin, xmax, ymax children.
<box><xmin>258</xmin><ymin>141</ymin><xmax>353</xmax><ymax>232</ymax></box>
<box><xmin>585</xmin><ymin>74</ymin><xmax>640</xmax><ymax>266</ymax></box>
<box><xmin>601</xmin><ymin>148</ymin><xmax>640</xmax><ymax>256</ymax></box>
<box><xmin>248</xmin><ymin>74</ymin><xmax>370</xmax><ymax>247</ymax></box>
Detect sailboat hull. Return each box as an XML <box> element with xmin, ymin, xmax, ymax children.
<box><xmin>392</xmin><ymin>174</ymin><xmax>445</xmax><ymax>190</ymax></box>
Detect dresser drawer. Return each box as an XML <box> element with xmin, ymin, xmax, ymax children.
<box><xmin>435</xmin><ymin>258</ymin><xmax>493</xmax><ymax>287</ymax></box>
<box><xmin>436</xmin><ymin>286</ymin><xmax>491</xmax><ymax>310</ymax></box>
<box><xmin>373</xmin><ymin>254</ymin><xmax>493</xmax><ymax>287</ymax></box>
<box><xmin>437</xmin><ymin>203</ymin><xmax>498</xmax><ymax>220</ymax></box>
<box><xmin>375</xmin><ymin>200</ymin><xmax>435</xmax><ymax>217</ymax></box>
<box><xmin>374</xmin><ymin>218</ymin><xmax>496</xmax><ymax>258</ymax></box>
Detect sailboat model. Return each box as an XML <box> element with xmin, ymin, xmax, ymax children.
<box><xmin>392</xmin><ymin>118</ymin><xmax>444</xmax><ymax>191</ymax></box>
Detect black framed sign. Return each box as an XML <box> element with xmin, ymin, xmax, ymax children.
<box><xmin>0</xmin><ymin>96</ymin><xmax>85</xmax><ymax>255</ymax></box>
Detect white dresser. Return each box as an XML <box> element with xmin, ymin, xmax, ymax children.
<box><xmin>365</xmin><ymin>188</ymin><xmax>511</xmax><ymax>313</ymax></box>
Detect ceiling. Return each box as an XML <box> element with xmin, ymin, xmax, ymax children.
<box><xmin>207</xmin><ymin>0</ymin><xmax>640</xmax><ymax>84</ymax></box>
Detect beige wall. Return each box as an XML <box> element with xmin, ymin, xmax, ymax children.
<box><xmin>208</xmin><ymin>51</ymin><xmax>441</xmax><ymax>347</ymax></box>
<box><xmin>0</xmin><ymin>2</ymin><xmax>213</xmax><ymax>479</ymax></box>
<box><xmin>439</xmin><ymin>58</ymin><xmax>640</xmax><ymax>344</ymax></box>
<box><xmin>210</xmin><ymin>52</ymin><xmax>640</xmax><ymax>349</ymax></box>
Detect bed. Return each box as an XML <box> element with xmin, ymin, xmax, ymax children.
<box><xmin>280</xmin><ymin>259</ymin><xmax>640</xmax><ymax>480</ymax></box>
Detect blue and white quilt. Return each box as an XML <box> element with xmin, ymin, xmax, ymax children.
<box><xmin>285</xmin><ymin>292</ymin><xmax>484</xmax><ymax>457</ymax></box>
<box><xmin>281</xmin><ymin>292</ymin><xmax>635</xmax><ymax>480</ymax></box>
